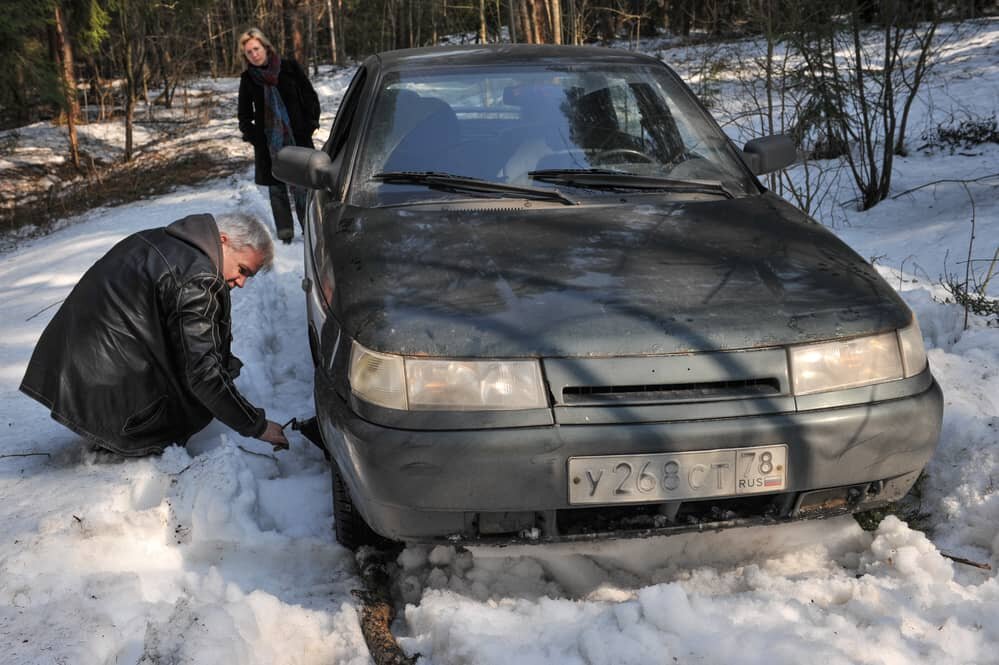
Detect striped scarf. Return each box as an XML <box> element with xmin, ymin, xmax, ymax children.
<box><xmin>248</xmin><ymin>53</ymin><xmax>295</xmax><ymax>159</ymax></box>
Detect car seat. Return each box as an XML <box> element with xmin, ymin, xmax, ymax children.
<box><xmin>383</xmin><ymin>93</ymin><xmax>460</xmax><ymax>173</ymax></box>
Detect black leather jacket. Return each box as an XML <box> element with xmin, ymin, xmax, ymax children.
<box><xmin>20</xmin><ymin>214</ymin><xmax>267</xmax><ymax>456</ymax></box>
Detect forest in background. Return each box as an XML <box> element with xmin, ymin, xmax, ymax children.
<box><xmin>3</xmin><ymin>0</ymin><xmax>995</xmax><ymax>132</ymax></box>
<box><xmin>1</xmin><ymin>0</ymin><xmax>997</xmax><ymax>232</ymax></box>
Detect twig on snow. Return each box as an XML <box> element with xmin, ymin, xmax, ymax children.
<box><xmin>25</xmin><ymin>300</ymin><xmax>65</xmax><ymax>322</ymax></box>
<box><xmin>890</xmin><ymin>172</ymin><xmax>999</xmax><ymax>200</ymax></box>
<box><xmin>941</xmin><ymin>551</ymin><xmax>992</xmax><ymax>570</ymax></box>
<box><xmin>237</xmin><ymin>444</ymin><xmax>278</xmax><ymax>463</ymax></box>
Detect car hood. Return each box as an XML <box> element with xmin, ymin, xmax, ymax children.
<box><xmin>329</xmin><ymin>193</ymin><xmax>910</xmax><ymax>357</ymax></box>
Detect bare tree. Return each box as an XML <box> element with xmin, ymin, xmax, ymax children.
<box><xmin>52</xmin><ymin>5</ymin><xmax>80</xmax><ymax>168</ymax></box>
<box><xmin>109</xmin><ymin>0</ymin><xmax>149</xmax><ymax>162</ymax></box>
<box><xmin>788</xmin><ymin>0</ymin><xmax>939</xmax><ymax>210</ymax></box>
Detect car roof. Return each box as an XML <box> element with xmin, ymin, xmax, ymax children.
<box><xmin>370</xmin><ymin>44</ymin><xmax>665</xmax><ymax>71</ymax></box>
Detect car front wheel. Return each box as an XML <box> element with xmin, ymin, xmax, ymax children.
<box><xmin>331</xmin><ymin>462</ymin><xmax>394</xmax><ymax>550</ymax></box>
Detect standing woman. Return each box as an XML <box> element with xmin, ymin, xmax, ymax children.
<box><xmin>238</xmin><ymin>28</ymin><xmax>321</xmax><ymax>244</ymax></box>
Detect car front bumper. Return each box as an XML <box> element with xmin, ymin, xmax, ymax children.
<box><xmin>317</xmin><ymin>371</ymin><xmax>943</xmax><ymax>543</ymax></box>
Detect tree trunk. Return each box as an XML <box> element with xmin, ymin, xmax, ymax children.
<box><xmin>532</xmin><ymin>0</ymin><xmax>547</xmax><ymax>42</ymax></box>
<box><xmin>537</xmin><ymin>0</ymin><xmax>551</xmax><ymax>42</ymax></box>
<box><xmin>14</xmin><ymin>63</ymin><xmax>30</xmax><ymax>124</ymax></box>
<box><xmin>480</xmin><ymin>0</ymin><xmax>487</xmax><ymax>43</ymax></box>
<box><xmin>53</xmin><ymin>6</ymin><xmax>81</xmax><ymax>170</ymax></box>
<box><xmin>326</xmin><ymin>0</ymin><xmax>339</xmax><ymax>64</ymax></box>
<box><xmin>276</xmin><ymin>0</ymin><xmax>287</xmax><ymax>57</ymax></box>
<box><xmin>337</xmin><ymin>0</ymin><xmax>346</xmax><ymax>60</ymax></box>
<box><xmin>124</xmin><ymin>45</ymin><xmax>134</xmax><ymax>162</ymax></box>
<box><xmin>205</xmin><ymin>10</ymin><xmax>218</xmax><ymax>78</ymax></box>
<box><xmin>382</xmin><ymin>0</ymin><xmax>393</xmax><ymax>51</ymax></box>
<box><xmin>518</xmin><ymin>0</ymin><xmax>534</xmax><ymax>43</ymax></box>
<box><xmin>290</xmin><ymin>0</ymin><xmax>306</xmax><ymax>64</ymax></box>
<box><xmin>224</xmin><ymin>0</ymin><xmax>236</xmax><ymax>73</ymax></box>
<box><xmin>415</xmin><ymin>0</ymin><xmax>423</xmax><ymax>46</ymax></box>
<box><xmin>116</xmin><ymin>0</ymin><xmax>145</xmax><ymax>163</ymax></box>
<box><xmin>548</xmin><ymin>0</ymin><xmax>562</xmax><ymax>44</ymax></box>
<box><xmin>408</xmin><ymin>0</ymin><xmax>415</xmax><ymax>47</ymax></box>
<box><xmin>308</xmin><ymin>0</ymin><xmax>317</xmax><ymax>75</ymax></box>
<box><xmin>508</xmin><ymin>0</ymin><xmax>518</xmax><ymax>42</ymax></box>
<box><xmin>894</xmin><ymin>21</ymin><xmax>936</xmax><ymax>156</ymax></box>
<box><xmin>565</xmin><ymin>0</ymin><xmax>576</xmax><ymax>44</ymax></box>
<box><xmin>431</xmin><ymin>0</ymin><xmax>438</xmax><ymax>45</ymax></box>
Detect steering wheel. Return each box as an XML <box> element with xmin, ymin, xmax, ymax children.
<box><xmin>592</xmin><ymin>148</ymin><xmax>657</xmax><ymax>164</ymax></box>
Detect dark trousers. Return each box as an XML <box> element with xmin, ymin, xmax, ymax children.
<box><xmin>268</xmin><ymin>184</ymin><xmax>307</xmax><ymax>240</ymax></box>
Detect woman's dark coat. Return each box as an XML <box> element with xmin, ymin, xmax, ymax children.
<box><xmin>20</xmin><ymin>214</ymin><xmax>267</xmax><ymax>456</ymax></box>
<box><xmin>238</xmin><ymin>57</ymin><xmax>321</xmax><ymax>186</ymax></box>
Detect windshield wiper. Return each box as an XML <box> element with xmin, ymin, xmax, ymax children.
<box><xmin>528</xmin><ymin>169</ymin><xmax>734</xmax><ymax>199</ymax></box>
<box><xmin>373</xmin><ymin>171</ymin><xmax>577</xmax><ymax>206</ymax></box>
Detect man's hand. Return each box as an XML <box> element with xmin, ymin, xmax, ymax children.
<box><xmin>259</xmin><ymin>419</ymin><xmax>290</xmax><ymax>451</ymax></box>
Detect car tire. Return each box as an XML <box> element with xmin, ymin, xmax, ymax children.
<box><xmin>331</xmin><ymin>462</ymin><xmax>393</xmax><ymax>550</ymax></box>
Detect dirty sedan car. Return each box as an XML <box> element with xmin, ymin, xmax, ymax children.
<box><xmin>274</xmin><ymin>45</ymin><xmax>943</xmax><ymax>549</ymax></box>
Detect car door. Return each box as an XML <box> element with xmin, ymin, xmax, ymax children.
<box><xmin>303</xmin><ymin>65</ymin><xmax>369</xmax><ymax>368</ymax></box>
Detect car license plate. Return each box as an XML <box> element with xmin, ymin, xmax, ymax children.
<box><xmin>568</xmin><ymin>445</ymin><xmax>787</xmax><ymax>505</ymax></box>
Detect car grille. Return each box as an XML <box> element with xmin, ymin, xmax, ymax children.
<box><xmin>561</xmin><ymin>378</ymin><xmax>782</xmax><ymax>404</ymax></box>
<box><xmin>542</xmin><ymin>348</ymin><xmax>792</xmax><ymax>423</ymax></box>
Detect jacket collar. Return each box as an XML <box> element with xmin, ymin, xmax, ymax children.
<box><xmin>165</xmin><ymin>214</ymin><xmax>223</xmax><ymax>273</ymax></box>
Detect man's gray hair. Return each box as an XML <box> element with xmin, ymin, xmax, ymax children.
<box><xmin>215</xmin><ymin>212</ymin><xmax>275</xmax><ymax>270</ymax></box>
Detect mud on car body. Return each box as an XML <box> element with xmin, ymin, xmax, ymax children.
<box><xmin>274</xmin><ymin>45</ymin><xmax>942</xmax><ymax>548</ymax></box>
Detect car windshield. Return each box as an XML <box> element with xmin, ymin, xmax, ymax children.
<box><xmin>350</xmin><ymin>62</ymin><xmax>758</xmax><ymax>207</ymax></box>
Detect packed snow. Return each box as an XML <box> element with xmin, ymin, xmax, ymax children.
<box><xmin>1</xmin><ymin>18</ymin><xmax>998</xmax><ymax>665</ymax></box>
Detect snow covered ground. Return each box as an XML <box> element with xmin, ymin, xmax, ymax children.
<box><xmin>1</xmin><ymin>19</ymin><xmax>998</xmax><ymax>665</ymax></box>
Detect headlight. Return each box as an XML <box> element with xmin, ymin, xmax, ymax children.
<box><xmin>349</xmin><ymin>342</ymin><xmax>408</xmax><ymax>410</ymax></box>
<box><xmin>897</xmin><ymin>318</ymin><xmax>928</xmax><ymax>377</ymax></box>
<box><xmin>790</xmin><ymin>331</ymin><xmax>903</xmax><ymax>395</ymax></box>
<box><xmin>349</xmin><ymin>341</ymin><xmax>547</xmax><ymax>411</ymax></box>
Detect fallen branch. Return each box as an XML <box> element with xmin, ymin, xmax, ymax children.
<box><xmin>353</xmin><ymin>548</ymin><xmax>417</xmax><ymax>665</ymax></box>
<box><xmin>890</xmin><ymin>172</ymin><xmax>999</xmax><ymax>199</ymax></box>
<box><xmin>26</xmin><ymin>300</ymin><xmax>65</xmax><ymax>322</ymax></box>
<box><xmin>236</xmin><ymin>444</ymin><xmax>278</xmax><ymax>462</ymax></box>
<box><xmin>941</xmin><ymin>551</ymin><xmax>992</xmax><ymax>570</ymax></box>
<box><xmin>0</xmin><ymin>452</ymin><xmax>52</xmax><ymax>459</ymax></box>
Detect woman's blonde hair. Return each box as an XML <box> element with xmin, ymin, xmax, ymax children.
<box><xmin>238</xmin><ymin>28</ymin><xmax>275</xmax><ymax>65</ymax></box>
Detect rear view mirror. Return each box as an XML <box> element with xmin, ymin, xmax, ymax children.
<box><xmin>273</xmin><ymin>146</ymin><xmax>338</xmax><ymax>190</ymax></box>
<box><xmin>742</xmin><ymin>135</ymin><xmax>796</xmax><ymax>175</ymax></box>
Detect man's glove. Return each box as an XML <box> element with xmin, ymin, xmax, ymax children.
<box><xmin>226</xmin><ymin>355</ymin><xmax>244</xmax><ymax>379</ymax></box>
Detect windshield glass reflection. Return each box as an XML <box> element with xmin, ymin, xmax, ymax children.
<box><xmin>352</xmin><ymin>64</ymin><xmax>757</xmax><ymax>206</ymax></box>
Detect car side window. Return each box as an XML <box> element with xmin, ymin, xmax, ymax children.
<box><xmin>325</xmin><ymin>67</ymin><xmax>368</xmax><ymax>162</ymax></box>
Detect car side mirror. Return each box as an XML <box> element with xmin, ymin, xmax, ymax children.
<box><xmin>273</xmin><ymin>146</ymin><xmax>339</xmax><ymax>190</ymax></box>
<box><xmin>742</xmin><ymin>135</ymin><xmax>796</xmax><ymax>175</ymax></box>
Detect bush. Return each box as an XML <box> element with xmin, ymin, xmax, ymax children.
<box><xmin>942</xmin><ymin>278</ymin><xmax>999</xmax><ymax>324</ymax></box>
<box><xmin>921</xmin><ymin>114</ymin><xmax>999</xmax><ymax>152</ymax></box>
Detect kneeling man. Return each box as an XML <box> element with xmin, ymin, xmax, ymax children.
<box><xmin>20</xmin><ymin>212</ymin><xmax>289</xmax><ymax>455</ymax></box>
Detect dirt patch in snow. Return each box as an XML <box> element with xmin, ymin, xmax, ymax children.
<box><xmin>2</xmin><ymin>149</ymin><xmax>250</xmax><ymax>240</ymax></box>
